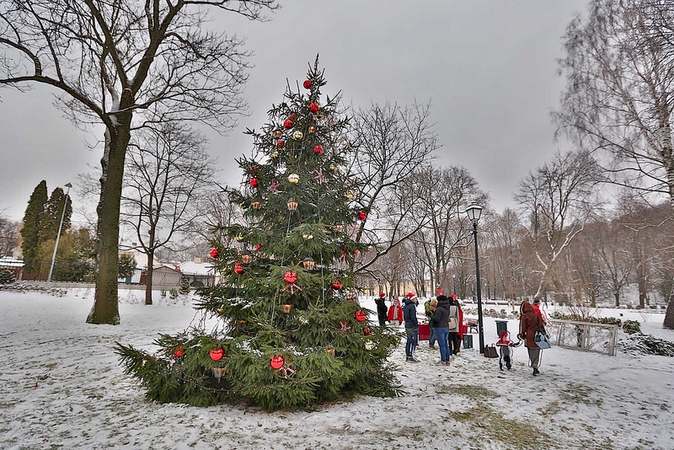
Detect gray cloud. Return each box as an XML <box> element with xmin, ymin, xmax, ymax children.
<box><xmin>0</xmin><ymin>0</ymin><xmax>588</xmax><ymax>222</ymax></box>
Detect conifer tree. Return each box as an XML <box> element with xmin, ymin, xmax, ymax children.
<box><xmin>20</xmin><ymin>180</ymin><xmax>48</xmax><ymax>275</ymax></box>
<box><xmin>116</xmin><ymin>60</ymin><xmax>402</xmax><ymax>410</ymax></box>
<box><xmin>39</xmin><ymin>187</ymin><xmax>72</xmax><ymax>245</ymax></box>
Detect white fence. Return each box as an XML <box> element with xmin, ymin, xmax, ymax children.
<box><xmin>546</xmin><ymin>319</ymin><xmax>620</xmax><ymax>356</ymax></box>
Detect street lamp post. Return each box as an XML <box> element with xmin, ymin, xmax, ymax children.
<box><xmin>47</xmin><ymin>183</ymin><xmax>72</xmax><ymax>283</ymax></box>
<box><xmin>465</xmin><ymin>202</ymin><xmax>484</xmax><ymax>354</ymax></box>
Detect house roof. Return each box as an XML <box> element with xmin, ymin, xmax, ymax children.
<box><xmin>178</xmin><ymin>261</ymin><xmax>216</xmax><ymax>276</ymax></box>
<box><xmin>0</xmin><ymin>257</ymin><xmax>24</xmax><ymax>268</ymax></box>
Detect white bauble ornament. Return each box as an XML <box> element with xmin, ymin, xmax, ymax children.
<box><xmin>288</xmin><ymin>173</ymin><xmax>300</xmax><ymax>184</ymax></box>
<box><xmin>293</xmin><ymin>131</ymin><xmax>303</xmax><ymax>140</ymax></box>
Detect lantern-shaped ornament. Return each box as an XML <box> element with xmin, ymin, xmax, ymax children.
<box><xmin>332</xmin><ymin>280</ymin><xmax>344</xmax><ymax>290</ymax></box>
<box><xmin>209</xmin><ymin>348</ymin><xmax>225</xmax><ymax>361</ymax></box>
<box><xmin>212</xmin><ymin>367</ymin><xmax>226</xmax><ymax>382</ymax></box>
<box><xmin>332</xmin><ymin>223</ymin><xmax>344</xmax><ymax>233</ymax></box>
<box><xmin>302</xmin><ymin>257</ymin><xmax>316</xmax><ymax>270</ymax></box>
<box><xmin>173</xmin><ymin>345</ymin><xmax>184</xmax><ymax>358</ymax></box>
<box><xmin>250</xmin><ymin>177</ymin><xmax>259</xmax><ymax>188</ymax></box>
<box><xmin>251</xmin><ymin>201</ymin><xmax>262</xmax><ymax>210</ymax></box>
<box><xmin>327</xmin><ymin>347</ymin><xmax>335</xmax><ymax>357</ymax></box>
<box><xmin>276</xmin><ymin>139</ymin><xmax>284</xmax><ymax>148</ymax></box>
<box><xmin>364</xmin><ymin>341</ymin><xmax>375</xmax><ymax>351</ymax></box>
<box><xmin>273</xmin><ymin>129</ymin><xmax>283</xmax><ymax>138</ymax></box>
<box><xmin>282</xmin><ymin>304</ymin><xmax>292</xmax><ymax>314</ymax></box>
<box><xmin>293</xmin><ymin>130</ymin><xmax>303</xmax><ymax>140</ymax></box>
<box><xmin>240</xmin><ymin>252</ymin><xmax>253</xmax><ymax>264</ymax></box>
<box><xmin>287</xmin><ymin>198</ymin><xmax>299</xmax><ymax>211</ymax></box>
<box><xmin>313</xmin><ymin>145</ymin><xmax>323</xmax><ymax>155</ymax></box>
<box><xmin>234</xmin><ymin>262</ymin><xmax>245</xmax><ymax>274</ymax></box>
<box><xmin>309</xmin><ymin>125</ymin><xmax>317</xmax><ymax>133</ymax></box>
<box><xmin>284</xmin><ymin>270</ymin><xmax>298</xmax><ymax>284</ymax></box>
<box><xmin>358</xmin><ymin>210</ymin><xmax>367</xmax><ymax>221</ymax></box>
<box><xmin>303</xmin><ymin>79</ymin><xmax>312</xmax><ymax>89</ymax></box>
<box><xmin>209</xmin><ymin>248</ymin><xmax>219</xmax><ymax>259</ymax></box>
<box><xmin>288</xmin><ymin>173</ymin><xmax>300</xmax><ymax>184</ymax></box>
<box><xmin>309</xmin><ymin>103</ymin><xmax>319</xmax><ymax>113</ymax></box>
<box><xmin>270</xmin><ymin>355</ymin><xmax>285</xmax><ymax>370</ymax></box>
<box><xmin>355</xmin><ymin>309</ymin><xmax>367</xmax><ymax>322</ymax></box>
<box><xmin>283</xmin><ymin>119</ymin><xmax>293</xmax><ymax>129</ymax></box>
<box><xmin>345</xmin><ymin>190</ymin><xmax>355</xmax><ymax>200</ymax></box>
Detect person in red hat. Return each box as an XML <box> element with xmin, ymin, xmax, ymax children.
<box><xmin>387</xmin><ymin>296</ymin><xmax>403</xmax><ymax>325</ymax></box>
<box><xmin>403</xmin><ymin>292</ymin><xmax>420</xmax><ymax>362</ymax></box>
<box><xmin>375</xmin><ymin>292</ymin><xmax>388</xmax><ymax>326</ymax></box>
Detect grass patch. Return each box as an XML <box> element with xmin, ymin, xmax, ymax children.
<box><xmin>559</xmin><ymin>382</ymin><xmax>603</xmax><ymax>406</ymax></box>
<box><xmin>437</xmin><ymin>383</ymin><xmax>500</xmax><ymax>400</ymax></box>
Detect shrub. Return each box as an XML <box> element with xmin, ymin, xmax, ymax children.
<box><xmin>622</xmin><ymin>320</ymin><xmax>641</xmax><ymax>334</ymax></box>
<box><xmin>0</xmin><ymin>269</ymin><xmax>15</xmax><ymax>284</ymax></box>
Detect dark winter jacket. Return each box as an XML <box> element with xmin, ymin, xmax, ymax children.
<box><xmin>431</xmin><ymin>295</ymin><xmax>450</xmax><ymax>328</ymax></box>
<box><xmin>375</xmin><ymin>297</ymin><xmax>388</xmax><ymax>323</ymax></box>
<box><xmin>403</xmin><ymin>298</ymin><xmax>419</xmax><ymax>329</ymax></box>
<box><xmin>519</xmin><ymin>301</ymin><xmax>545</xmax><ymax>348</ymax></box>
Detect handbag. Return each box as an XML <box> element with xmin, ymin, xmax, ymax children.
<box><xmin>534</xmin><ymin>330</ymin><xmax>551</xmax><ymax>349</ymax></box>
<box><xmin>484</xmin><ymin>344</ymin><xmax>499</xmax><ymax>358</ymax></box>
<box><xmin>449</xmin><ymin>317</ymin><xmax>457</xmax><ymax>329</ymax></box>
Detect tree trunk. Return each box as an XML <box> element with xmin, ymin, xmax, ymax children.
<box><xmin>665</xmin><ymin>295</ymin><xmax>674</xmax><ymax>330</ymax></box>
<box><xmin>636</xmin><ymin>263</ymin><xmax>647</xmax><ymax>309</ymax></box>
<box><xmin>145</xmin><ymin>253</ymin><xmax>154</xmax><ymax>305</ymax></box>
<box><xmin>614</xmin><ymin>291</ymin><xmax>620</xmax><ymax>307</ymax></box>
<box><xmin>86</xmin><ymin>100</ymin><xmax>133</xmax><ymax>325</ymax></box>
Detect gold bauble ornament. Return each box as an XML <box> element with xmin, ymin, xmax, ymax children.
<box><xmin>270</xmin><ymin>151</ymin><xmax>279</xmax><ymax>158</ymax></box>
<box><xmin>288</xmin><ymin>173</ymin><xmax>300</xmax><ymax>184</ymax></box>
<box><xmin>293</xmin><ymin>131</ymin><xmax>303</xmax><ymax>140</ymax></box>
<box><xmin>345</xmin><ymin>190</ymin><xmax>354</xmax><ymax>200</ymax></box>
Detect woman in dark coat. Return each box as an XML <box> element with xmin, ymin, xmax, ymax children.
<box><xmin>431</xmin><ymin>295</ymin><xmax>451</xmax><ymax>365</ymax></box>
<box><xmin>375</xmin><ymin>292</ymin><xmax>388</xmax><ymax>326</ymax></box>
<box><xmin>518</xmin><ymin>300</ymin><xmax>546</xmax><ymax>376</ymax></box>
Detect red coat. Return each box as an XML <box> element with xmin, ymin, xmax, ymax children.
<box><xmin>387</xmin><ymin>299</ymin><xmax>403</xmax><ymax>324</ymax></box>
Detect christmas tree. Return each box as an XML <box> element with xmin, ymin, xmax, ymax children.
<box><xmin>115</xmin><ymin>58</ymin><xmax>402</xmax><ymax>411</ymax></box>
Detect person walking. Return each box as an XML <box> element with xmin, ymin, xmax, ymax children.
<box><xmin>518</xmin><ymin>300</ymin><xmax>546</xmax><ymax>376</ymax></box>
<box><xmin>448</xmin><ymin>297</ymin><xmax>460</xmax><ymax>357</ymax></box>
<box><xmin>431</xmin><ymin>294</ymin><xmax>451</xmax><ymax>365</ymax></box>
<box><xmin>375</xmin><ymin>292</ymin><xmax>388</xmax><ymax>327</ymax></box>
<box><xmin>403</xmin><ymin>292</ymin><xmax>420</xmax><ymax>362</ymax></box>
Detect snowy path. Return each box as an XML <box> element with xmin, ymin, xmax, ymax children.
<box><xmin>1</xmin><ymin>290</ymin><xmax>673</xmax><ymax>449</ymax></box>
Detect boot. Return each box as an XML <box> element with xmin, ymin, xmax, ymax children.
<box><xmin>499</xmin><ymin>360</ymin><xmax>504</xmax><ymax>371</ymax></box>
<box><xmin>532</xmin><ymin>367</ymin><xmax>540</xmax><ymax>376</ymax></box>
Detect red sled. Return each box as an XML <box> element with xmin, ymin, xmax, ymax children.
<box><xmin>419</xmin><ymin>323</ymin><xmax>431</xmax><ymax>341</ymax></box>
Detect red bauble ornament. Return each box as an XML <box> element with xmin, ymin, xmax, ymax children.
<box><xmin>255</xmin><ymin>243</ymin><xmax>262</xmax><ymax>251</ymax></box>
<box><xmin>284</xmin><ymin>270</ymin><xmax>298</xmax><ymax>284</ymax></box>
<box><xmin>234</xmin><ymin>263</ymin><xmax>245</xmax><ymax>274</ymax></box>
<box><xmin>313</xmin><ymin>145</ymin><xmax>323</xmax><ymax>155</ymax></box>
<box><xmin>353</xmin><ymin>249</ymin><xmax>360</xmax><ymax>255</ymax></box>
<box><xmin>303</xmin><ymin>79</ymin><xmax>312</xmax><ymax>89</ymax></box>
<box><xmin>331</xmin><ymin>280</ymin><xmax>343</xmax><ymax>290</ymax></box>
<box><xmin>364</xmin><ymin>327</ymin><xmax>372</xmax><ymax>336</ymax></box>
<box><xmin>250</xmin><ymin>177</ymin><xmax>259</xmax><ymax>188</ymax></box>
<box><xmin>209</xmin><ymin>348</ymin><xmax>225</xmax><ymax>361</ymax></box>
<box><xmin>309</xmin><ymin>103</ymin><xmax>319</xmax><ymax>113</ymax></box>
<box><xmin>174</xmin><ymin>345</ymin><xmax>184</xmax><ymax>358</ymax></box>
<box><xmin>289</xmin><ymin>113</ymin><xmax>296</xmax><ymax>121</ymax></box>
<box><xmin>270</xmin><ymin>355</ymin><xmax>285</xmax><ymax>370</ymax></box>
<box><xmin>250</xmin><ymin>165</ymin><xmax>259</xmax><ymax>173</ymax></box>
<box><xmin>283</xmin><ymin>119</ymin><xmax>294</xmax><ymax>129</ymax></box>
<box><xmin>209</xmin><ymin>248</ymin><xmax>219</xmax><ymax>259</ymax></box>
<box><xmin>355</xmin><ymin>310</ymin><xmax>367</xmax><ymax>322</ymax></box>
<box><xmin>277</xmin><ymin>139</ymin><xmax>284</xmax><ymax>148</ymax></box>
<box><xmin>358</xmin><ymin>210</ymin><xmax>367</xmax><ymax>221</ymax></box>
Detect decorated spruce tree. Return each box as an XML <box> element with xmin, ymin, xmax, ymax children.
<box><xmin>116</xmin><ymin>59</ymin><xmax>402</xmax><ymax>410</ymax></box>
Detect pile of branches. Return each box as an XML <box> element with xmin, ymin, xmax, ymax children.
<box><xmin>618</xmin><ymin>333</ymin><xmax>674</xmax><ymax>357</ymax></box>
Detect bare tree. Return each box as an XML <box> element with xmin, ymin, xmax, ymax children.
<box><xmin>554</xmin><ymin>0</ymin><xmax>674</xmax><ymax>326</ymax></box>
<box><xmin>403</xmin><ymin>166</ymin><xmax>487</xmax><ymax>293</ymax></box>
<box><xmin>0</xmin><ymin>0</ymin><xmax>277</xmax><ymax>324</ymax></box>
<box><xmin>0</xmin><ymin>211</ymin><xmax>18</xmax><ymax>257</ymax></box>
<box><xmin>347</xmin><ymin>101</ymin><xmax>439</xmax><ymax>276</ymax></box>
<box><xmin>515</xmin><ymin>150</ymin><xmax>603</xmax><ymax>300</ymax></box>
<box><xmin>121</xmin><ymin>123</ymin><xmax>214</xmax><ymax>305</ymax></box>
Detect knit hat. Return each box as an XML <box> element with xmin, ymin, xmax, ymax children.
<box><xmin>379</xmin><ymin>292</ymin><xmax>386</xmax><ymax>297</ymax></box>
<box><xmin>406</xmin><ymin>292</ymin><xmax>417</xmax><ymax>299</ymax></box>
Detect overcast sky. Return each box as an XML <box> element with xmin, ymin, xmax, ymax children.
<box><xmin>0</xmin><ymin>0</ymin><xmax>589</xmax><ymax>223</ymax></box>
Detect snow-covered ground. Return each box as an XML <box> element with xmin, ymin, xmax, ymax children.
<box><xmin>1</xmin><ymin>288</ymin><xmax>673</xmax><ymax>450</ymax></box>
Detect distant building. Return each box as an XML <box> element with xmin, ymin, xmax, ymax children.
<box><xmin>178</xmin><ymin>257</ymin><xmax>220</xmax><ymax>287</ymax></box>
<box><xmin>0</xmin><ymin>257</ymin><xmax>23</xmax><ymax>280</ymax></box>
